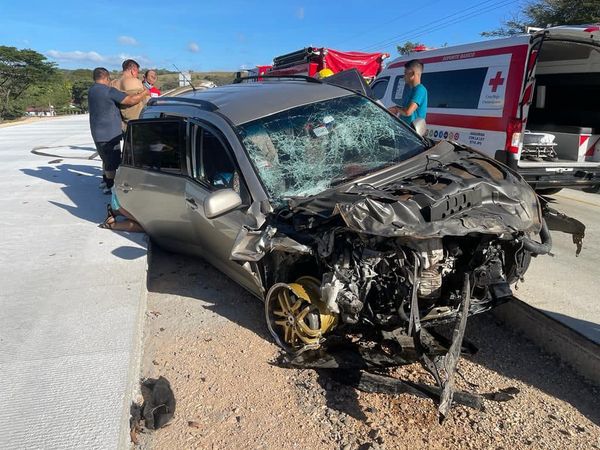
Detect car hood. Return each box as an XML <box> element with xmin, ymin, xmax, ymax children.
<box><xmin>284</xmin><ymin>140</ymin><xmax>542</xmax><ymax>239</ymax></box>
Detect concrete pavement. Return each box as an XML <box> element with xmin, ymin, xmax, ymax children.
<box><xmin>0</xmin><ymin>115</ymin><xmax>147</xmax><ymax>449</ymax></box>
<box><xmin>517</xmin><ymin>189</ymin><xmax>600</xmax><ymax>345</ymax></box>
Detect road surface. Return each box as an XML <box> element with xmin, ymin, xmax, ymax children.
<box><xmin>518</xmin><ymin>188</ymin><xmax>600</xmax><ymax>344</ymax></box>
<box><xmin>0</xmin><ymin>115</ymin><xmax>147</xmax><ymax>449</ymax></box>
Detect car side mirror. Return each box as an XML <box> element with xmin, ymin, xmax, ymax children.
<box><xmin>204</xmin><ymin>189</ymin><xmax>242</xmax><ymax>219</ymax></box>
<box><xmin>412</xmin><ymin>118</ymin><xmax>427</xmax><ymax>137</ymax></box>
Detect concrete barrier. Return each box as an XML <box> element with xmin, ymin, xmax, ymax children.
<box><xmin>493</xmin><ymin>298</ymin><xmax>600</xmax><ymax>386</ymax></box>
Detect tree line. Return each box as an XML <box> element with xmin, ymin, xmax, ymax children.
<box><xmin>0</xmin><ymin>46</ymin><xmax>94</xmax><ymax>120</ymax></box>
<box><xmin>0</xmin><ymin>46</ymin><xmax>235</xmax><ymax>122</ymax></box>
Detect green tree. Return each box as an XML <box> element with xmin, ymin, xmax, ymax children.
<box><xmin>0</xmin><ymin>46</ymin><xmax>56</xmax><ymax>120</ymax></box>
<box><xmin>25</xmin><ymin>75</ymin><xmax>70</xmax><ymax>109</ymax></box>
<box><xmin>71</xmin><ymin>79</ymin><xmax>93</xmax><ymax>111</ymax></box>
<box><xmin>482</xmin><ymin>0</ymin><xmax>600</xmax><ymax>37</ymax></box>
<box><xmin>61</xmin><ymin>68</ymin><xmax>92</xmax><ymax>83</ymax></box>
<box><xmin>396</xmin><ymin>41</ymin><xmax>425</xmax><ymax>55</ymax></box>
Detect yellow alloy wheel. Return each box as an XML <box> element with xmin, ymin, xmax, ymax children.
<box><xmin>265</xmin><ymin>276</ymin><xmax>337</xmax><ymax>352</ymax></box>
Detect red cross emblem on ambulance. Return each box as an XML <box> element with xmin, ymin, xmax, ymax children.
<box><xmin>489</xmin><ymin>71</ymin><xmax>505</xmax><ymax>92</ymax></box>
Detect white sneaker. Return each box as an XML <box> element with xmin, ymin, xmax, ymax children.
<box><xmin>102</xmin><ymin>187</ymin><xmax>112</xmax><ymax>195</ymax></box>
<box><xmin>99</xmin><ymin>181</ymin><xmax>107</xmax><ymax>189</ymax></box>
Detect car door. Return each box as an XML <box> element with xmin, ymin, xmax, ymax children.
<box><xmin>184</xmin><ymin>121</ymin><xmax>259</xmax><ymax>292</ymax></box>
<box><xmin>116</xmin><ymin>117</ymin><xmax>194</xmax><ymax>250</ymax></box>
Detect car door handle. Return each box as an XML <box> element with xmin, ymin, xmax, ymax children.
<box><xmin>117</xmin><ymin>183</ymin><xmax>133</xmax><ymax>192</ymax></box>
<box><xmin>185</xmin><ymin>197</ymin><xmax>198</xmax><ymax>210</ymax></box>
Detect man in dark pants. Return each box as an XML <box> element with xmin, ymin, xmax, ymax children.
<box><xmin>88</xmin><ymin>67</ymin><xmax>148</xmax><ymax>194</ymax></box>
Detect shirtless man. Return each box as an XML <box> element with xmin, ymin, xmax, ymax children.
<box><xmin>111</xmin><ymin>59</ymin><xmax>147</xmax><ymax>132</ymax></box>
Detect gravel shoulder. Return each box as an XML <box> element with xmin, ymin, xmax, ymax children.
<box><xmin>134</xmin><ymin>245</ymin><xmax>600</xmax><ymax>450</ymax></box>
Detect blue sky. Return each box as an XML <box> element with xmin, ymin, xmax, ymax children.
<box><xmin>0</xmin><ymin>0</ymin><xmax>525</xmax><ymax>71</ymax></box>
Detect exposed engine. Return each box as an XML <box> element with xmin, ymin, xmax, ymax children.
<box><xmin>318</xmin><ymin>234</ymin><xmax>527</xmax><ymax>329</ymax></box>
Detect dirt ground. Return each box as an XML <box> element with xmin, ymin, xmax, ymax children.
<box><xmin>133</xmin><ymin>246</ymin><xmax>600</xmax><ymax>450</ymax></box>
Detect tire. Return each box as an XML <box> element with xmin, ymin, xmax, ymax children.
<box><xmin>535</xmin><ymin>188</ymin><xmax>562</xmax><ymax>195</ymax></box>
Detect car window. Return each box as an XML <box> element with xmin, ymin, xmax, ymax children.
<box><xmin>193</xmin><ymin>125</ymin><xmax>250</xmax><ymax>204</ymax></box>
<box><xmin>370</xmin><ymin>77</ymin><xmax>389</xmax><ymax>100</ymax></box>
<box><xmin>129</xmin><ymin>119</ymin><xmax>185</xmax><ymax>174</ymax></box>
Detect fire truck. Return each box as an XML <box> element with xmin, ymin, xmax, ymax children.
<box><xmin>265</xmin><ymin>47</ymin><xmax>389</xmax><ymax>82</ymax></box>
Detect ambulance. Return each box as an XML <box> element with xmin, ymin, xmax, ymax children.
<box><xmin>374</xmin><ymin>25</ymin><xmax>600</xmax><ymax>193</ymax></box>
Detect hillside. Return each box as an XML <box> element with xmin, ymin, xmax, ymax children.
<box><xmin>58</xmin><ymin>69</ymin><xmax>236</xmax><ymax>90</ymax></box>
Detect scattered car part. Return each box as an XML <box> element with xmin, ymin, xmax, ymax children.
<box><xmin>330</xmin><ymin>370</ymin><xmax>485</xmax><ymax>412</ymax></box>
<box><xmin>141</xmin><ymin>376</ymin><xmax>176</xmax><ymax>430</ymax></box>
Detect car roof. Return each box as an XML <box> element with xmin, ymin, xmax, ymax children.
<box><xmin>169</xmin><ymin>81</ymin><xmax>354</xmax><ymax>125</ymax></box>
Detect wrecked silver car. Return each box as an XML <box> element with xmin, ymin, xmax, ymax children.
<box><xmin>116</xmin><ymin>77</ymin><xmax>584</xmax><ymax>416</ymax></box>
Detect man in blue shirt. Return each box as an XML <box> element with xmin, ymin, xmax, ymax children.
<box><xmin>88</xmin><ymin>67</ymin><xmax>148</xmax><ymax>193</ymax></box>
<box><xmin>389</xmin><ymin>59</ymin><xmax>427</xmax><ymax>127</ymax></box>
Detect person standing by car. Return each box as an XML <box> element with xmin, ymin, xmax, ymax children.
<box><xmin>111</xmin><ymin>59</ymin><xmax>147</xmax><ymax>132</ymax></box>
<box><xmin>143</xmin><ymin>70</ymin><xmax>161</xmax><ymax>97</ymax></box>
<box><xmin>88</xmin><ymin>67</ymin><xmax>149</xmax><ymax>193</ymax></box>
<box><xmin>388</xmin><ymin>59</ymin><xmax>427</xmax><ymax>127</ymax></box>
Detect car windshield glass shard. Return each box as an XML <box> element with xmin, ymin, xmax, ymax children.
<box><xmin>238</xmin><ymin>95</ymin><xmax>426</xmax><ymax>199</ymax></box>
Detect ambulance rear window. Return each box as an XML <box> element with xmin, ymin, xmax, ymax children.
<box><xmin>393</xmin><ymin>67</ymin><xmax>488</xmax><ymax>109</ymax></box>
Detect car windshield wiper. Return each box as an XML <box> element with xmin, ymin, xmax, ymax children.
<box><xmin>330</xmin><ymin>162</ymin><xmax>398</xmax><ymax>187</ymax></box>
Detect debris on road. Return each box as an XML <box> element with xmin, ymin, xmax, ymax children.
<box><xmin>141</xmin><ymin>376</ymin><xmax>176</xmax><ymax>430</ymax></box>
<box><xmin>130</xmin><ymin>376</ymin><xmax>176</xmax><ymax>441</ymax></box>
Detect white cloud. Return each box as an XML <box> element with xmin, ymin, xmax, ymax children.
<box><xmin>187</xmin><ymin>41</ymin><xmax>200</xmax><ymax>53</ymax></box>
<box><xmin>296</xmin><ymin>6</ymin><xmax>304</xmax><ymax>20</ymax></box>
<box><xmin>118</xmin><ymin>35</ymin><xmax>138</xmax><ymax>46</ymax></box>
<box><xmin>45</xmin><ymin>49</ymin><xmax>151</xmax><ymax>68</ymax></box>
<box><xmin>117</xmin><ymin>53</ymin><xmax>151</xmax><ymax>66</ymax></box>
<box><xmin>46</xmin><ymin>50</ymin><xmax>107</xmax><ymax>63</ymax></box>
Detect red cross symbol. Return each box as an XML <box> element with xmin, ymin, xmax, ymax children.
<box><xmin>489</xmin><ymin>71</ymin><xmax>505</xmax><ymax>92</ymax></box>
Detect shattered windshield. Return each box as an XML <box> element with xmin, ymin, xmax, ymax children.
<box><xmin>238</xmin><ymin>95</ymin><xmax>426</xmax><ymax>200</ymax></box>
